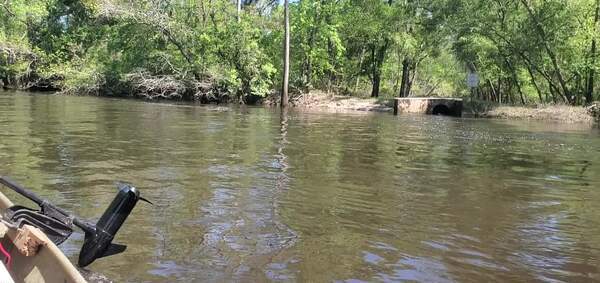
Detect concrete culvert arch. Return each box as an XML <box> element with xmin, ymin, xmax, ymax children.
<box><xmin>394</xmin><ymin>98</ymin><xmax>463</xmax><ymax>117</ymax></box>
<box><xmin>432</xmin><ymin>104</ymin><xmax>452</xmax><ymax>116</ymax></box>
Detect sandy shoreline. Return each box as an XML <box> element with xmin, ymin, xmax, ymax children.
<box><xmin>285</xmin><ymin>93</ymin><xmax>394</xmax><ymax>113</ymax></box>
<box><xmin>472</xmin><ymin>105</ymin><xmax>596</xmax><ymax>124</ymax></box>
<box><xmin>274</xmin><ymin>93</ymin><xmax>599</xmax><ymax>124</ymax></box>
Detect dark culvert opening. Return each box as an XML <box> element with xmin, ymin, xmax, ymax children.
<box><xmin>432</xmin><ymin>104</ymin><xmax>452</xmax><ymax>116</ymax></box>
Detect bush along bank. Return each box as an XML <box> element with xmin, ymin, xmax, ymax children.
<box><xmin>0</xmin><ymin>45</ymin><xmax>60</xmax><ymax>91</ymax></box>
<box><xmin>1</xmin><ymin>46</ymin><xmax>261</xmax><ymax>104</ymax></box>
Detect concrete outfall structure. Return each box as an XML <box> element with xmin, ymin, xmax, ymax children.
<box><xmin>394</xmin><ymin>97</ymin><xmax>463</xmax><ymax>117</ymax></box>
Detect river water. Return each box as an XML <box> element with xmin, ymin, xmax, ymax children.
<box><xmin>1</xmin><ymin>91</ymin><xmax>600</xmax><ymax>282</ymax></box>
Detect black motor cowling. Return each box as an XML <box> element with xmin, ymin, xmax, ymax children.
<box><xmin>78</xmin><ymin>184</ymin><xmax>142</xmax><ymax>267</ymax></box>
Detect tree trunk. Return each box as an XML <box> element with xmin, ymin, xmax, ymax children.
<box><xmin>524</xmin><ymin>64</ymin><xmax>544</xmax><ymax>103</ymax></box>
<box><xmin>370</xmin><ymin>40</ymin><xmax>388</xmax><ymax>98</ymax></box>
<box><xmin>281</xmin><ymin>0</ymin><xmax>290</xmax><ymax>108</ymax></box>
<box><xmin>393</xmin><ymin>51</ymin><xmax>402</xmax><ymax>93</ymax></box>
<box><xmin>488</xmin><ymin>79</ymin><xmax>497</xmax><ymax>102</ymax></box>
<box><xmin>586</xmin><ymin>0</ymin><xmax>599</xmax><ymax>104</ymax></box>
<box><xmin>369</xmin><ymin>0</ymin><xmax>392</xmax><ymax>97</ymax></box>
<box><xmin>520</xmin><ymin>50</ymin><xmax>567</xmax><ymax>103</ymax></box>
<box><xmin>200</xmin><ymin>0</ymin><xmax>207</xmax><ymax>25</ymax></box>
<box><xmin>497</xmin><ymin>78</ymin><xmax>502</xmax><ymax>104</ymax></box>
<box><xmin>505</xmin><ymin>59</ymin><xmax>525</xmax><ymax>104</ymax></box>
<box><xmin>548</xmin><ymin>80</ymin><xmax>560</xmax><ymax>103</ymax></box>
<box><xmin>327</xmin><ymin>37</ymin><xmax>336</xmax><ymax>94</ymax></box>
<box><xmin>237</xmin><ymin>0</ymin><xmax>241</xmax><ymax>22</ymax></box>
<box><xmin>506</xmin><ymin>78</ymin><xmax>514</xmax><ymax>104</ymax></box>
<box><xmin>305</xmin><ymin>37</ymin><xmax>313</xmax><ymax>88</ymax></box>
<box><xmin>520</xmin><ymin>0</ymin><xmax>571</xmax><ymax>103</ymax></box>
<box><xmin>303</xmin><ymin>14</ymin><xmax>320</xmax><ymax>89</ymax></box>
<box><xmin>586</xmin><ymin>39</ymin><xmax>596</xmax><ymax>104</ymax></box>
<box><xmin>516</xmin><ymin>50</ymin><xmax>561</xmax><ymax>102</ymax></box>
<box><xmin>407</xmin><ymin>60</ymin><xmax>417</xmax><ymax>95</ymax></box>
<box><xmin>399</xmin><ymin>57</ymin><xmax>410</xmax><ymax>97</ymax></box>
<box><xmin>371</xmin><ymin>72</ymin><xmax>381</xmax><ymax>98</ymax></box>
<box><xmin>575</xmin><ymin>73</ymin><xmax>584</xmax><ymax>105</ymax></box>
<box><xmin>355</xmin><ymin>47</ymin><xmax>366</xmax><ymax>92</ymax></box>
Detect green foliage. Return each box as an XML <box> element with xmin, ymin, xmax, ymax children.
<box><xmin>217</xmin><ymin>18</ymin><xmax>277</xmax><ymax>98</ymax></box>
<box><xmin>0</xmin><ymin>0</ymin><xmax>598</xmax><ymax>105</ymax></box>
<box><xmin>447</xmin><ymin>0</ymin><xmax>600</xmax><ymax>104</ymax></box>
<box><xmin>292</xmin><ymin>0</ymin><xmax>344</xmax><ymax>89</ymax></box>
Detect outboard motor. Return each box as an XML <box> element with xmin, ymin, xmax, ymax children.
<box><xmin>78</xmin><ymin>184</ymin><xmax>143</xmax><ymax>267</ymax></box>
<box><xmin>0</xmin><ymin>177</ymin><xmax>150</xmax><ymax>267</ymax></box>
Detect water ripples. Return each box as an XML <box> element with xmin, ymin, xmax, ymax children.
<box><xmin>1</xmin><ymin>93</ymin><xmax>600</xmax><ymax>281</ymax></box>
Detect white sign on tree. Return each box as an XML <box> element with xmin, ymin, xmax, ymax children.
<box><xmin>467</xmin><ymin>72</ymin><xmax>479</xmax><ymax>88</ymax></box>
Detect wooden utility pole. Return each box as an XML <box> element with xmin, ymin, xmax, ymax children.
<box><xmin>237</xmin><ymin>0</ymin><xmax>242</xmax><ymax>22</ymax></box>
<box><xmin>586</xmin><ymin>0</ymin><xmax>599</xmax><ymax>104</ymax></box>
<box><xmin>281</xmin><ymin>0</ymin><xmax>290</xmax><ymax>108</ymax></box>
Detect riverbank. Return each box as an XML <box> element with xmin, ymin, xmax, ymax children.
<box><xmin>276</xmin><ymin>92</ymin><xmax>394</xmax><ymax>113</ymax></box>
<box><xmin>266</xmin><ymin>92</ymin><xmax>599</xmax><ymax>124</ymax></box>
<box><xmin>464</xmin><ymin>101</ymin><xmax>600</xmax><ymax>124</ymax></box>
<box><xmin>473</xmin><ymin>105</ymin><xmax>595</xmax><ymax>123</ymax></box>
<box><xmin>3</xmin><ymin>89</ymin><xmax>599</xmax><ymax>123</ymax></box>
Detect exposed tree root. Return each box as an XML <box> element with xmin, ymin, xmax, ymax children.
<box><xmin>124</xmin><ymin>71</ymin><xmax>229</xmax><ymax>103</ymax></box>
<box><xmin>0</xmin><ymin>44</ymin><xmax>59</xmax><ymax>91</ymax></box>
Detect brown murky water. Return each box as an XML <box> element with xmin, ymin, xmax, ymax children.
<box><xmin>1</xmin><ymin>91</ymin><xmax>600</xmax><ymax>282</ymax></box>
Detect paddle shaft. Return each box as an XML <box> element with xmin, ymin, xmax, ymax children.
<box><xmin>0</xmin><ymin>176</ymin><xmax>95</xmax><ymax>234</ymax></box>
